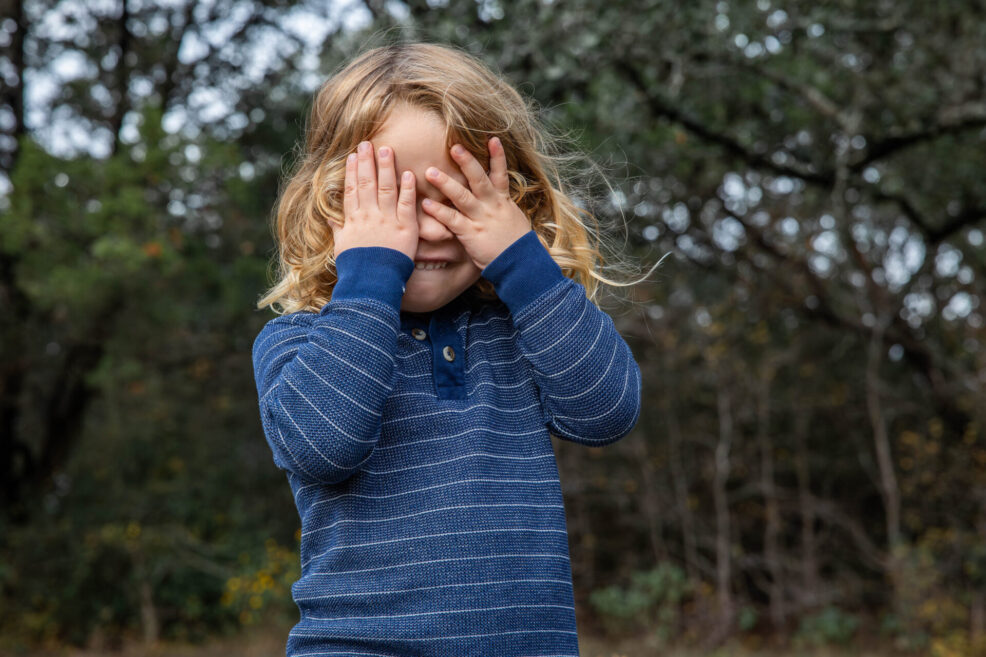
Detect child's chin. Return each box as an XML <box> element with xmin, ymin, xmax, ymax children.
<box><xmin>402</xmin><ymin>291</ymin><xmax>444</xmax><ymax>312</ymax></box>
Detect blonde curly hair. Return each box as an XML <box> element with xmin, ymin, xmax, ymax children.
<box><xmin>257</xmin><ymin>40</ymin><xmax>663</xmax><ymax>315</ymax></box>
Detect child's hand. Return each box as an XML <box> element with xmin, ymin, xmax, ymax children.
<box><xmin>421</xmin><ymin>137</ymin><xmax>533</xmax><ymax>271</ymax></box>
<box><xmin>333</xmin><ymin>140</ymin><xmax>419</xmax><ymax>264</ymax></box>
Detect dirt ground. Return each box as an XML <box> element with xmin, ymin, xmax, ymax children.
<box><xmin>17</xmin><ymin>622</ymin><xmax>893</xmax><ymax>657</ymax></box>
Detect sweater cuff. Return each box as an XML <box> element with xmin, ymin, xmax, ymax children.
<box><xmin>329</xmin><ymin>246</ymin><xmax>415</xmax><ymax>313</ymax></box>
<box><xmin>481</xmin><ymin>230</ymin><xmax>565</xmax><ymax>315</ymax></box>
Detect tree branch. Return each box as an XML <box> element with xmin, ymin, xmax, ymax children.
<box><xmin>853</xmin><ymin>101</ymin><xmax>986</xmax><ymax>169</ymax></box>
<box><xmin>872</xmin><ymin>188</ymin><xmax>986</xmax><ymax>245</ymax></box>
<box><xmin>614</xmin><ymin>56</ymin><xmax>831</xmax><ymax>184</ymax></box>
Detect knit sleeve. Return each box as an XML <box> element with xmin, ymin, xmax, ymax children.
<box><xmin>481</xmin><ymin>230</ymin><xmax>642</xmax><ymax>446</ymax></box>
<box><xmin>251</xmin><ymin>246</ymin><xmax>415</xmax><ymax>484</ymax></box>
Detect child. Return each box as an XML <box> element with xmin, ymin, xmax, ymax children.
<box><xmin>252</xmin><ymin>41</ymin><xmax>650</xmax><ymax>657</ymax></box>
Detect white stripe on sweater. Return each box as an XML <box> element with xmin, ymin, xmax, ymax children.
<box><xmin>300</xmin><ymin>502</ymin><xmax>564</xmax><ymax>537</ymax></box>
<box><xmin>359</xmin><ymin>451</ymin><xmax>555</xmax><ymax>476</ymax></box>
<box><xmin>296</xmin><ymin>577</ymin><xmax>572</xmax><ymax>600</ymax></box>
<box><xmin>289</xmin><ymin>628</ymin><xmax>578</xmax><ymax>640</ymax></box>
<box><xmin>291</xmin><ymin>475</ymin><xmax>558</xmax><ymax>498</ymax></box>
<box><xmin>278</xmin><ymin>398</ymin><xmax>371</xmax><ymax>468</ymax></box>
<box><xmin>302</xmin><ymin>552</ymin><xmax>571</xmax><ymax>577</ymax></box>
<box><xmin>380</xmin><ymin>401</ymin><xmax>539</xmax><ymax>425</ymax></box>
<box><xmin>281</xmin><ymin>374</ymin><xmax>377</xmax><ymax>443</ymax></box>
<box><xmin>305</xmin><ymin>602</ymin><xmax>575</xmax><ymax>622</ymax></box>
<box><xmin>302</xmin><ymin>527</ymin><xmax>569</xmax><ymax>568</ymax></box>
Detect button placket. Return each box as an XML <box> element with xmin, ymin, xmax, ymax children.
<box><xmin>400</xmin><ymin>304</ymin><xmax>468</xmax><ymax>400</ymax></box>
<box><xmin>429</xmin><ymin>313</ymin><xmax>466</xmax><ymax>400</ymax></box>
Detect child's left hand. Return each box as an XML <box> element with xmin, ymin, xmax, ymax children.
<box><xmin>422</xmin><ymin>137</ymin><xmax>533</xmax><ymax>271</ymax></box>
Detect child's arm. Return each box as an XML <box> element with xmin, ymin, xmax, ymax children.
<box><xmin>251</xmin><ymin>247</ymin><xmax>414</xmax><ymax>484</ymax></box>
<box><xmin>482</xmin><ymin>230</ymin><xmax>642</xmax><ymax>446</ymax></box>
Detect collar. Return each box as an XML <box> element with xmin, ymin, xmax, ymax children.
<box><xmin>399</xmin><ymin>287</ymin><xmax>477</xmax><ymax>332</ymax></box>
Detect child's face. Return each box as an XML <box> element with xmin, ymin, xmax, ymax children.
<box><xmin>369</xmin><ymin>104</ymin><xmax>483</xmax><ymax>314</ymax></box>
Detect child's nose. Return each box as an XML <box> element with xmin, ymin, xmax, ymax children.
<box><xmin>416</xmin><ymin>204</ymin><xmax>455</xmax><ymax>240</ymax></box>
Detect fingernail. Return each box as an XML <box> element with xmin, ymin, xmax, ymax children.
<box><xmin>379</xmin><ymin>146</ymin><xmax>390</xmax><ymax>158</ymax></box>
<box><xmin>452</xmin><ymin>145</ymin><xmax>465</xmax><ymax>156</ymax></box>
<box><xmin>427</xmin><ymin>167</ymin><xmax>439</xmax><ymax>178</ymax></box>
<box><xmin>422</xmin><ymin>198</ymin><xmax>433</xmax><ymax>207</ymax></box>
<box><xmin>347</xmin><ymin>153</ymin><xmax>356</xmax><ymax>164</ymax></box>
<box><xmin>359</xmin><ymin>141</ymin><xmax>369</xmax><ymax>153</ymax></box>
<box><xmin>403</xmin><ymin>171</ymin><xmax>412</xmax><ymax>183</ymax></box>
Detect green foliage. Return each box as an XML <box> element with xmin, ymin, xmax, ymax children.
<box><xmin>0</xmin><ymin>95</ymin><xmax>290</xmax><ymax>647</ymax></box>
<box><xmin>588</xmin><ymin>562</ymin><xmax>693</xmax><ymax>644</ymax></box>
<box><xmin>737</xmin><ymin>604</ymin><xmax>758</xmax><ymax>632</ymax></box>
<box><xmin>3</xmin><ymin>104</ymin><xmax>177</xmax><ymax>316</ymax></box>
<box><xmin>793</xmin><ymin>606</ymin><xmax>861</xmax><ymax>648</ymax></box>
<box><xmin>0</xmin><ymin>515</ymin><xmax>298</xmax><ymax>648</ymax></box>
<box><xmin>220</xmin><ymin>538</ymin><xmax>300</xmax><ymax>629</ymax></box>
<box><xmin>876</xmin><ymin>536</ymin><xmax>984</xmax><ymax>654</ymax></box>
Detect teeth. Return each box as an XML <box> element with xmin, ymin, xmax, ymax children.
<box><xmin>415</xmin><ymin>261</ymin><xmax>448</xmax><ymax>270</ymax></box>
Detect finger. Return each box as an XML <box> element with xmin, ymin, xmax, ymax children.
<box><xmin>488</xmin><ymin>137</ymin><xmax>510</xmax><ymax>195</ymax></box>
<box><xmin>376</xmin><ymin>145</ymin><xmax>398</xmax><ymax>212</ymax></box>
<box><xmin>397</xmin><ymin>170</ymin><xmax>416</xmax><ymax>225</ymax></box>
<box><xmin>343</xmin><ymin>152</ymin><xmax>358</xmax><ymax>220</ymax></box>
<box><xmin>425</xmin><ymin>166</ymin><xmax>478</xmax><ymax>215</ymax></box>
<box><xmin>450</xmin><ymin>143</ymin><xmax>496</xmax><ymax>200</ymax></box>
<box><xmin>356</xmin><ymin>140</ymin><xmax>377</xmax><ymax>211</ymax></box>
<box><xmin>421</xmin><ymin>196</ymin><xmax>465</xmax><ymax>235</ymax></box>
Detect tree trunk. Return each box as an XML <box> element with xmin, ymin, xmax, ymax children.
<box><xmin>757</xmin><ymin>365</ymin><xmax>785</xmax><ymax>630</ymax></box>
<box><xmin>0</xmin><ymin>0</ymin><xmax>26</xmax><ymax>174</ymax></box>
<box><xmin>795</xmin><ymin>408</ymin><xmax>821</xmax><ymax>611</ymax></box>
<box><xmin>109</xmin><ymin>0</ymin><xmax>133</xmax><ymax>157</ymax></box>
<box><xmin>632</xmin><ymin>430</ymin><xmax>666</xmax><ymax>563</ymax></box>
<box><xmin>132</xmin><ymin>545</ymin><xmax>160</xmax><ymax>644</ymax></box>
<box><xmin>865</xmin><ymin>319</ymin><xmax>901</xmax><ymax>550</ymax></box>
<box><xmin>972</xmin><ymin>489</ymin><xmax>986</xmax><ymax>641</ymax></box>
<box><xmin>667</xmin><ymin>396</ymin><xmax>698</xmax><ymax>581</ymax></box>
<box><xmin>712</xmin><ymin>375</ymin><xmax>734</xmax><ymax>640</ymax></box>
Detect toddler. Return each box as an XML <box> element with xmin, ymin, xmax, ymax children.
<box><xmin>252</xmin><ymin>41</ymin><xmax>646</xmax><ymax>657</ymax></box>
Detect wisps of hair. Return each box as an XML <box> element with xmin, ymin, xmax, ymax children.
<box><xmin>257</xmin><ymin>38</ymin><xmax>666</xmax><ymax>315</ymax></box>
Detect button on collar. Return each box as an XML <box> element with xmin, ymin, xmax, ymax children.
<box><xmin>398</xmin><ymin>291</ymin><xmax>476</xmax><ymax>400</ymax></box>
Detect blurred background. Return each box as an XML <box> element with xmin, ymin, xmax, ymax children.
<box><xmin>2</xmin><ymin>1</ymin><xmax>985</xmax><ymax>656</ymax></box>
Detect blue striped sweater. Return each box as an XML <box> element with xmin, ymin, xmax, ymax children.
<box><xmin>251</xmin><ymin>230</ymin><xmax>642</xmax><ymax>656</ymax></box>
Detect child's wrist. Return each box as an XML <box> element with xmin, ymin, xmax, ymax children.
<box><xmin>330</xmin><ymin>246</ymin><xmax>415</xmax><ymax>312</ymax></box>
<box><xmin>480</xmin><ymin>230</ymin><xmax>566</xmax><ymax>314</ymax></box>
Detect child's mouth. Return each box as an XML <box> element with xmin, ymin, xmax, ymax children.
<box><xmin>414</xmin><ymin>261</ymin><xmax>450</xmax><ymax>270</ymax></box>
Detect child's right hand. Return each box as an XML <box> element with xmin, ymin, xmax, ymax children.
<box><xmin>333</xmin><ymin>140</ymin><xmax>419</xmax><ymax>263</ymax></box>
